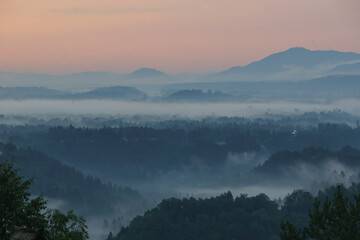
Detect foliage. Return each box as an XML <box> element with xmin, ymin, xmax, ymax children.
<box><xmin>6</xmin><ymin>122</ymin><xmax>359</xmax><ymax>180</ymax></box>
<box><xmin>0</xmin><ymin>160</ymin><xmax>88</xmax><ymax>240</ymax></box>
<box><xmin>253</xmin><ymin>146</ymin><xmax>360</xmax><ymax>185</ymax></box>
<box><xmin>0</xmin><ymin>160</ymin><xmax>47</xmax><ymax>240</ymax></box>
<box><xmin>110</xmin><ymin>192</ymin><xmax>282</xmax><ymax>240</ymax></box>
<box><xmin>108</xmin><ymin>183</ymin><xmax>360</xmax><ymax>240</ymax></box>
<box><xmin>0</xmin><ymin>142</ymin><xmax>143</xmax><ymax>217</ymax></box>
<box><xmin>45</xmin><ymin>209</ymin><xmax>88</xmax><ymax>240</ymax></box>
<box><xmin>280</xmin><ymin>185</ymin><xmax>360</xmax><ymax>240</ymax></box>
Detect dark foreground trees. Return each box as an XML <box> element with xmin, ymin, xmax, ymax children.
<box><xmin>108</xmin><ymin>184</ymin><xmax>360</xmax><ymax>240</ymax></box>
<box><xmin>281</xmin><ymin>185</ymin><xmax>360</xmax><ymax>240</ymax></box>
<box><xmin>0</xmin><ymin>160</ymin><xmax>88</xmax><ymax>240</ymax></box>
<box><xmin>110</xmin><ymin>192</ymin><xmax>281</xmax><ymax>240</ymax></box>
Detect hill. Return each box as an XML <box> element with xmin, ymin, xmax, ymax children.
<box><xmin>204</xmin><ymin>47</ymin><xmax>360</xmax><ymax>81</ymax></box>
<box><xmin>107</xmin><ymin>183</ymin><xmax>360</xmax><ymax>240</ymax></box>
<box><xmin>72</xmin><ymin>86</ymin><xmax>147</xmax><ymax>100</ymax></box>
<box><xmin>248</xmin><ymin>146</ymin><xmax>360</xmax><ymax>188</ymax></box>
<box><xmin>111</xmin><ymin>192</ymin><xmax>281</xmax><ymax>240</ymax></box>
<box><xmin>163</xmin><ymin>74</ymin><xmax>360</xmax><ymax>98</ymax></box>
<box><xmin>0</xmin><ymin>142</ymin><xmax>144</xmax><ymax>217</ymax></box>
<box><xmin>0</xmin><ymin>86</ymin><xmax>65</xmax><ymax>99</ymax></box>
<box><xmin>0</xmin><ymin>86</ymin><xmax>147</xmax><ymax>101</ymax></box>
<box><xmin>163</xmin><ymin>89</ymin><xmax>239</xmax><ymax>102</ymax></box>
<box><xmin>6</xmin><ymin>123</ymin><xmax>360</xmax><ymax>182</ymax></box>
<box><xmin>127</xmin><ymin>68</ymin><xmax>169</xmax><ymax>79</ymax></box>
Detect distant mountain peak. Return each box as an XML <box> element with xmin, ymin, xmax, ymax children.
<box><xmin>133</xmin><ymin>67</ymin><xmax>161</xmax><ymax>73</ymax></box>
<box><xmin>286</xmin><ymin>47</ymin><xmax>308</xmax><ymax>52</ymax></box>
<box><xmin>208</xmin><ymin>47</ymin><xmax>360</xmax><ymax>81</ymax></box>
<box><xmin>128</xmin><ymin>68</ymin><xmax>168</xmax><ymax>79</ymax></box>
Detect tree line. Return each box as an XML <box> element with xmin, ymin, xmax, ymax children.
<box><xmin>108</xmin><ymin>184</ymin><xmax>360</xmax><ymax>240</ymax></box>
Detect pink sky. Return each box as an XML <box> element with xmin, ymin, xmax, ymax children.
<box><xmin>0</xmin><ymin>0</ymin><xmax>359</xmax><ymax>74</ymax></box>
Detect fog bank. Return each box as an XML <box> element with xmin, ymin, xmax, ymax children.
<box><xmin>0</xmin><ymin>99</ymin><xmax>360</xmax><ymax>117</ymax></box>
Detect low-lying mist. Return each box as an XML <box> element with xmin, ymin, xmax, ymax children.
<box><xmin>78</xmin><ymin>153</ymin><xmax>360</xmax><ymax>240</ymax></box>
<box><xmin>2</xmin><ymin>99</ymin><xmax>360</xmax><ymax>240</ymax></box>
<box><xmin>0</xmin><ymin>99</ymin><xmax>360</xmax><ymax>117</ymax></box>
<box><xmin>276</xmin><ymin>159</ymin><xmax>360</xmax><ymax>193</ymax></box>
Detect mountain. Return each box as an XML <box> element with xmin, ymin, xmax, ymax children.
<box><xmin>204</xmin><ymin>47</ymin><xmax>360</xmax><ymax>81</ymax></box>
<box><xmin>0</xmin><ymin>86</ymin><xmax>147</xmax><ymax>100</ymax></box>
<box><xmin>1</xmin><ymin>74</ymin><xmax>358</xmax><ymax>100</ymax></box>
<box><xmin>163</xmin><ymin>74</ymin><xmax>360</xmax><ymax>98</ymax></box>
<box><xmin>126</xmin><ymin>68</ymin><xmax>174</xmax><ymax>84</ymax></box>
<box><xmin>73</xmin><ymin>86</ymin><xmax>147</xmax><ymax>100</ymax></box>
<box><xmin>0</xmin><ymin>71</ymin><xmax>126</xmax><ymax>90</ymax></box>
<box><xmin>127</xmin><ymin>68</ymin><xmax>168</xmax><ymax>79</ymax></box>
<box><xmin>328</xmin><ymin>62</ymin><xmax>360</xmax><ymax>74</ymax></box>
<box><xmin>296</xmin><ymin>74</ymin><xmax>360</xmax><ymax>94</ymax></box>
<box><xmin>0</xmin><ymin>86</ymin><xmax>66</xmax><ymax>99</ymax></box>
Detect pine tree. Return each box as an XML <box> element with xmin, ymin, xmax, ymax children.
<box><xmin>280</xmin><ymin>185</ymin><xmax>360</xmax><ymax>240</ymax></box>
<box><xmin>0</xmin><ymin>160</ymin><xmax>89</xmax><ymax>240</ymax></box>
<box><xmin>0</xmin><ymin>160</ymin><xmax>47</xmax><ymax>240</ymax></box>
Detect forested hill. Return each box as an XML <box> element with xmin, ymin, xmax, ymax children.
<box><xmin>107</xmin><ymin>184</ymin><xmax>360</xmax><ymax>240</ymax></box>
<box><xmin>7</xmin><ymin>122</ymin><xmax>360</xmax><ymax>180</ymax></box>
<box><xmin>0</xmin><ymin>142</ymin><xmax>144</xmax><ymax>217</ymax></box>
<box><xmin>236</xmin><ymin>146</ymin><xmax>360</xmax><ymax>188</ymax></box>
<box><xmin>257</xmin><ymin>146</ymin><xmax>360</xmax><ymax>174</ymax></box>
<box><xmin>112</xmin><ymin>192</ymin><xmax>282</xmax><ymax>240</ymax></box>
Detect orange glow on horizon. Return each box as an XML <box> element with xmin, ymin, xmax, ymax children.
<box><xmin>0</xmin><ymin>0</ymin><xmax>359</xmax><ymax>74</ymax></box>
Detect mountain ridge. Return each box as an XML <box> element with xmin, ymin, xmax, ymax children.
<box><xmin>1</xmin><ymin>47</ymin><xmax>360</xmax><ymax>86</ymax></box>
<box><xmin>204</xmin><ymin>47</ymin><xmax>360</xmax><ymax>81</ymax></box>
<box><xmin>127</xmin><ymin>68</ymin><xmax>169</xmax><ymax>79</ymax></box>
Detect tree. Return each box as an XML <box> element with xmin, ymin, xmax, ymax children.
<box><xmin>46</xmin><ymin>209</ymin><xmax>88</xmax><ymax>240</ymax></box>
<box><xmin>0</xmin><ymin>160</ymin><xmax>47</xmax><ymax>239</ymax></box>
<box><xmin>280</xmin><ymin>185</ymin><xmax>360</xmax><ymax>240</ymax></box>
<box><xmin>0</xmin><ymin>160</ymin><xmax>88</xmax><ymax>240</ymax></box>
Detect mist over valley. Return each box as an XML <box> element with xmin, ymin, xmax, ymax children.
<box><xmin>1</xmin><ymin>48</ymin><xmax>360</xmax><ymax>240</ymax></box>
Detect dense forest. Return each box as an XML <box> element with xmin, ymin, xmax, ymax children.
<box><xmin>256</xmin><ymin>146</ymin><xmax>360</xmax><ymax>174</ymax></box>
<box><xmin>107</xmin><ymin>184</ymin><xmax>360</xmax><ymax>240</ymax></box>
<box><xmin>2</xmin><ymin>5</ymin><xmax>360</xmax><ymax>238</ymax></box>
<box><xmin>1</xmin><ymin>110</ymin><xmax>359</xmax><ymax>130</ymax></box>
<box><xmin>2</xmin><ymin>121</ymin><xmax>359</xmax><ymax>181</ymax></box>
<box><xmin>0</xmin><ymin>142</ymin><xmax>145</xmax><ymax>217</ymax></box>
<box><xmin>1</xmin><ymin>113</ymin><xmax>360</xmax><ymax>239</ymax></box>
<box><xmin>240</xmin><ymin>146</ymin><xmax>360</xmax><ymax>187</ymax></box>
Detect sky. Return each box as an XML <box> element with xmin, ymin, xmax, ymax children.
<box><xmin>0</xmin><ymin>0</ymin><xmax>359</xmax><ymax>74</ymax></box>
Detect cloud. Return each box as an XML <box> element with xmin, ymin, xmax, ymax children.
<box><xmin>275</xmin><ymin>158</ymin><xmax>360</xmax><ymax>194</ymax></box>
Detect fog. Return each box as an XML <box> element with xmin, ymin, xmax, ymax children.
<box><xmin>42</xmin><ymin>151</ymin><xmax>360</xmax><ymax>239</ymax></box>
<box><xmin>282</xmin><ymin>159</ymin><xmax>360</xmax><ymax>194</ymax></box>
<box><xmin>1</xmin><ymin>99</ymin><xmax>360</xmax><ymax>117</ymax></box>
<box><xmin>44</xmin><ymin>196</ymin><xmax>145</xmax><ymax>240</ymax></box>
<box><xmin>45</xmin><ymin>197</ymin><xmax>68</xmax><ymax>210</ymax></box>
<box><xmin>110</xmin><ymin>152</ymin><xmax>357</xmax><ymax>209</ymax></box>
<box><xmin>174</xmin><ymin>185</ymin><xmax>295</xmax><ymax>200</ymax></box>
<box><xmin>223</xmin><ymin>152</ymin><xmax>268</xmax><ymax>174</ymax></box>
<box><xmin>2</xmin><ymin>98</ymin><xmax>360</xmax><ymax>240</ymax></box>
<box><xmin>151</xmin><ymin>158</ymin><xmax>360</xmax><ymax>211</ymax></box>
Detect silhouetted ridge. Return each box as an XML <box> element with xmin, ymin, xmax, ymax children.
<box><xmin>127</xmin><ymin>68</ymin><xmax>168</xmax><ymax>79</ymax></box>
